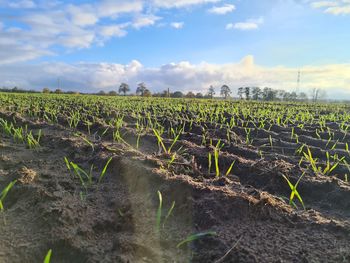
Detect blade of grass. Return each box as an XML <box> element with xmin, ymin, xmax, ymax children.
<box><xmin>98</xmin><ymin>157</ymin><xmax>113</xmax><ymax>184</ymax></box>
<box><xmin>177</xmin><ymin>231</ymin><xmax>217</xmax><ymax>248</ymax></box>
<box><xmin>43</xmin><ymin>249</ymin><xmax>52</xmax><ymax>263</ymax></box>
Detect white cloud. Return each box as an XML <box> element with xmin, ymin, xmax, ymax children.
<box><xmin>8</xmin><ymin>0</ymin><xmax>36</xmax><ymax>8</ymax></box>
<box><xmin>311</xmin><ymin>1</ymin><xmax>338</xmax><ymax>8</ymax></box>
<box><xmin>99</xmin><ymin>25</ymin><xmax>128</xmax><ymax>38</ymax></box>
<box><xmin>208</xmin><ymin>4</ymin><xmax>235</xmax><ymax>15</ymax></box>
<box><xmin>226</xmin><ymin>17</ymin><xmax>264</xmax><ymax>31</ymax></box>
<box><xmin>232</xmin><ymin>22</ymin><xmax>259</xmax><ymax>30</ymax></box>
<box><xmin>0</xmin><ymin>43</ymin><xmax>53</xmax><ymax>64</ymax></box>
<box><xmin>0</xmin><ymin>0</ymin><xmax>231</xmax><ymax>64</ymax></box>
<box><xmin>96</xmin><ymin>1</ymin><xmax>144</xmax><ymax>18</ymax></box>
<box><xmin>151</xmin><ymin>0</ymin><xmax>221</xmax><ymax>8</ymax></box>
<box><xmin>311</xmin><ymin>0</ymin><xmax>350</xmax><ymax>15</ymax></box>
<box><xmin>1</xmin><ymin>56</ymin><xmax>350</xmax><ymax>99</ymax></box>
<box><xmin>132</xmin><ymin>15</ymin><xmax>162</xmax><ymax>29</ymax></box>
<box><xmin>171</xmin><ymin>22</ymin><xmax>185</xmax><ymax>29</ymax></box>
<box><xmin>67</xmin><ymin>4</ymin><xmax>99</xmax><ymax>27</ymax></box>
<box><xmin>324</xmin><ymin>5</ymin><xmax>350</xmax><ymax>14</ymax></box>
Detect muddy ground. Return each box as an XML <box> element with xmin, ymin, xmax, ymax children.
<box><xmin>0</xmin><ymin>111</ymin><xmax>349</xmax><ymax>263</ymax></box>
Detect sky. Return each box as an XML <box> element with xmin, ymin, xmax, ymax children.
<box><xmin>0</xmin><ymin>0</ymin><xmax>350</xmax><ymax>99</ymax></box>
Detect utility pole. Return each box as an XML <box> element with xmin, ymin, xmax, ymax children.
<box><xmin>296</xmin><ymin>70</ymin><xmax>300</xmax><ymax>94</ymax></box>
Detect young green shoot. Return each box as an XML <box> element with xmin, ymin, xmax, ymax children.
<box><xmin>281</xmin><ymin>173</ymin><xmax>305</xmax><ymax>210</ymax></box>
<box><xmin>43</xmin><ymin>249</ymin><xmax>52</xmax><ymax>263</ymax></box>
<box><xmin>156</xmin><ymin>190</ymin><xmax>176</xmax><ymax>231</ymax></box>
<box><xmin>98</xmin><ymin>157</ymin><xmax>113</xmax><ymax>184</ymax></box>
<box><xmin>177</xmin><ymin>231</ymin><xmax>217</xmax><ymax>248</ymax></box>
<box><xmin>225</xmin><ymin>160</ymin><xmax>236</xmax><ymax>176</ymax></box>
<box><xmin>156</xmin><ymin>190</ymin><xmax>162</xmax><ymax>232</ymax></box>
<box><xmin>0</xmin><ymin>180</ymin><xmax>17</xmax><ymax>212</ymax></box>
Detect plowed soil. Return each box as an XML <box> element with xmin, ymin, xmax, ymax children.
<box><xmin>0</xmin><ymin>110</ymin><xmax>349</xmax><ymax>263</ymax></box>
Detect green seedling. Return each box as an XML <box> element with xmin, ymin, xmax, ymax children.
<box><xmin>26</xmin><ymin>130</ymin><xmax>42</xmax><ymax>149</ymax></box>
<box><xmin>0</xmin><ymin>180</ymin><xmax>17</xmax><ymax>212</ymax></box>
<box><xmin>168</xmin><ymin>153</ymin><xmax>177</xmax><ymax>168</ymax></box>
<box><xmin>43</xmin><ymin>249</ymin><xmax>52</xmax><ymax>263</ymax></box>
<box><xmin>77</xmin><ymin>133</ymin><xmax>94</xmax><ymax>152</ymax></box>
<box><xmin>281</xmin><ymin>173</ymin><xmax>305</xmax><ymax>210</ymax></box>
<box><xmin>156</xmin><ymin>191</ymin><xmax>176</xmax><ymax>232</ymax></box>
<box><xmin>214</xmin><ymin>146</ymin><xmax>220</xmax><ymax>177</ymax></box>
<box><xmin>163</xmin><ymin>200</ymin><xmax>175</xmax><ymax>229</ymax></box>
<box><xmin>269</xmin><ymin>135</ymin><xmax>273</xmax><ymax>148</ymax></box>
<box><xmin>156</xmin><ymin>190</ymin><xmax>163</xmax><ymax>232</ymax></box>
<box><xmin>177</xmin><ymin>231</ymin><xmax>217</xmax><ymax>248</ymax></box>
<box><xmin>98</xmin><ymin>157</ymin><xmax>113</xmax><ymax>184</ymax></box>
<box><xmin>152</xmin><ymin>127</ymin><xmax>181</xmax><ymax>154</ymax></box>
<box><xmin>225</xmin><ymin>160</ymin><xmax>236</xmax><ymax>176</ymax></box>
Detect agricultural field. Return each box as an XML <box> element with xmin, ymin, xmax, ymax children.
<box><xmin>0</xmin><ymin>92</ymin><xmax>349</xmax><ymax>262</ymax></box>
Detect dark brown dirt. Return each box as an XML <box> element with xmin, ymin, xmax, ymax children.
<box><xmin>0</xmin><ymin>112</ymin><xmax>350</xmax><ymax>263</ymax></box>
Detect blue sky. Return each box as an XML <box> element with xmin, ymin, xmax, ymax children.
<box><xmin>0</xmin><ymin>0</ymin><xmax>350</xmax><ymax>98</ymax></box>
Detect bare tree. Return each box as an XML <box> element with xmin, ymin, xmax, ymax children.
<box><xmin>136</xmin><ymin>82</ymin><xmax>147</xmax><ymax>96</ymax></box>
<box><xmin>298</xmin><ymin>92</ymin><xmax>308</xmax><ymax>101</ymax></box>
<box><xmin>207</xmin><ymin>85</ymin><xmax>215</xmax><ymax>99</ymax></box>
<box><xmin>220</xmin><ymin>84</ymin><xmax>231</xmax><ymax>99</ymax></box>
<box><xmin>251</xmin><ymin>87</ymin><xmax>261</xmax><ymax>100</ymax></box>
<box><xmin>244</xmin><ymin>87</ymin><xmax>250</xmax><ymax>100</ymax></box>
<box><xmin>238</xmin><ymin>87</ymin><xmax>244</xmax><ymax>99</ymax></box>
<box><xmin>311</xmin><ymin>88</ymin><xmax>326</xmax><ymax>102</ymax></box>
<box><xmin>186</xmin><ymin>91</ymin><xmax>196</xmax><ymax>98</ymax></box>
<box><xmin>119</xmin><ymin>83</ymin><xmax>130</xmax><ymax>96</ymax></box>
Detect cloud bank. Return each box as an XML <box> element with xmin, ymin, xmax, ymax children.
<box><xmin>1</xmin><ymin>56</ymin><xmax>350</xmax><ymax>99</ymax></box>
<box><xmin>311</xmin><ymin>0</ymin><xmax>350</xmax><ymax>15</ymax></box>
<box><xmin>0</xmin><ymin>0</ymin><xmax>223</xmax><ymax>64</ymax></box>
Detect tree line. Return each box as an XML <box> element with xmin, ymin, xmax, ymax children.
<box><xmin>116</xmin><ymin>83</ymin><xmax>317</xmax><ymax>101</ymax></box>
<box><xmin>2</xmin><ymin>83</ymin><xmax>325</xmax><ymax>102</ymax></box>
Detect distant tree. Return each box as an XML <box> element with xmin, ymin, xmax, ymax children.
<box><xmin>108</xmin><ymin>91</ymin><xmax>117</xmax><ymax>96</ymax></box>
<box><xmin>220</xmin><ymin>85</ymin><xmax>231</xmax><ymax>99</ymax></box>
<box><xmin>251</xmin><ymin>87</ymin><xmax>261</xmax><ymax>100</ymax></box>
<box><xmin>207</xmin><ymin>85</ymin><xmax>215</xmax><ymax>99</ymax></box>
<box><xmin>289</xmin><ymin>92</ymin><xmax>298</xmax><ymax>101</ymax></box>
<box><xmin>42</xmin><ymin>88</ymin><xmax>50</xmax><ymax>94</ymax></box>
<box><xmin>311</xmin><ymin>88</ymin><xmax>326</xmax><ymax>102</ymax></box>
<box><xmin>186</xmin><ymin>91</ymin><xmax>196</xmax><ymax>98</ymax></box>
<box><xmin>298</xmin><ymin>92</ymin><xmax>308</xmax><ymax>101</ymax></box>
<box><xmin>196</xmin><ymin>92</ymin><xmax>204</xmax><ymax>99</ymax></box>
<box><xmin>244</xmin><ymin>87</ymin><xmax>250</xmax><ymax>100</ymax></box>
<box><xmin>136</xmin><ymin>82</ymin><xmax>147</xmax><ymax>96</ymax></box>
<box><xmin>172</xmin><ymin>91</ymin><xmax>184</xmax><ymax>98</ymax></box>
<box><xmin>98</xmin><ymin>90</ymin><xmax>106</xmax><ymax>95</ymax></box>
<box><xmin>278</xmin><ymin>90</ymin><xmax>286</xmax><ymax>101</ymax></box>
<box><xmin>119</xmin><ymin>83</ymin><xmax>130</xmax><ymax>96</ymax></box>
<box><xmin>161</xmin><ymin>90</ymin><xmax>169</xmax><ymax>97</ymax></box>
<box><xmin>152</xmin><ymin>92</ymin><xmax>161</xmax><ymax>97</ymax></box>
<box><xmin>55</xmin><ymin>89</ymin><xmax>63</xmax><ymax>94</ymax></box>
<box><xmin>238</xmin><ymin>87</ymin><xmax>244</xmax><ymax>99</ymax></box>
<box><xmin>144</xmin><ymin>89</ymin><xmax>152</xmax><ymax>97</ymax></box>
<box><xmin>262</xmin><ymin>87</ymin><xmax>277</xmax><ymax>101</ymax></box>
